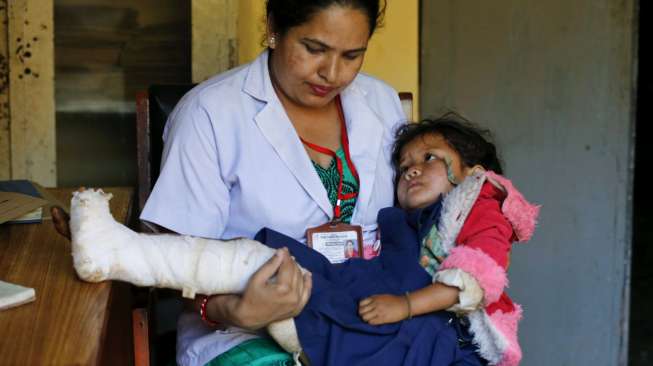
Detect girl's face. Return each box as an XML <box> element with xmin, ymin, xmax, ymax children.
<box><xmin>396</xmin><ymin>133</ymin><xmax>471</xmax><ymax>210</ymax></box>
<box><xmin>268</xmin><ymin>5</ymin><xmax>370</xmax><ymax>109</ymax></box>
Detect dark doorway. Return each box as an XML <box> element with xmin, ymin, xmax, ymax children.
<box><xmin>630</xmin><ymin>1</ymin><xmax>653</xmax><ymax>365</ymax></box>
<box><xmin>54</xmin><ymin>0</ymin><xmax>191</xmax><ymax>187</ymax></box>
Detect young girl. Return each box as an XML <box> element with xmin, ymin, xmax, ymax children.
<box><xmin>70</xmin><ymin>115</ymin><xmax>538</xmax><ymax>366</ymax></box>
<box><xmin>255</xmin><ymin>115</ymin><xmax>538</xmax><ymax>366</ymax></box>
<box><xmin>357</xmin><ymin>116</ymin><xmax>540</xmax><ymax>365</ymax></box>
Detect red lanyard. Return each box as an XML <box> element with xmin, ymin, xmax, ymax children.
<box><xmin>300</xmin><ymin>95</ymin><xmax>360</xmax><ymax>220</ymax></box>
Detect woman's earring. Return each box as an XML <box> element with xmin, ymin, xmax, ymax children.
<box><xmin>269</xmin><ymin>36</ymin><xmax>276</xmax><ymax>48</ymax></box>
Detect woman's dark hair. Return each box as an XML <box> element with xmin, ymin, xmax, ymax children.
<box><xmin>266</xmin><ymin>0</ymin><xmax>386</xmax><ymax>37</ymax></box>
<box><xmin>391</xmin><ymin>113</ymin><xmax>503</xmax><ymax>179</ymax></box>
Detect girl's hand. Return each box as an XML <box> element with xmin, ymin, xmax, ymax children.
<box><xmin>358</xmin><ymin>294</ymin><xmax>409</xmax><ymax>325</ymax></box>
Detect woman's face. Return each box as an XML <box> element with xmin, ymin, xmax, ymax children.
<box><xmin>269</xmin><ymin>5</ymin><xmax>371</xmax><ymax>109</ymax></box>
<box><xmin>396</xmin><ymin>133</ymin><xmax>471</xmax><ymax>210</ymax></box>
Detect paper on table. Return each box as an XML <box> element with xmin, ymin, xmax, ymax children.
<box><xmin>0</xmin><ymin>191</ymin><xmax>49</xmax><ymax>225</ymax></box>
<box><xmin>0</xmin><ymin>280</ymin><xmax>36</xmax><ymax>310</ymax></box>
<box><xmin>32</xmin><ymin>182</ymin><xmax>70</xmax><ymax>219</ymax></box>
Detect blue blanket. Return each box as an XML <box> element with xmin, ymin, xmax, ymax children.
<box><xmin>255</xmin><ymin>204</ymin><xmax>486</xmax><ymax>366</ymax></box>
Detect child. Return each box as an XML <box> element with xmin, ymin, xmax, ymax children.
<box><xmin>357</xmin><ymin>116</ymin><xmax>539</xmax><ymax>365</ymax></box>
<box><xmin>256</xmin><ymin>115</ymin><xmax>537</xmax><ymax>366</ymax></box>
<box><xmin>70</xmin><ymin>115</ymin><xmax>538</xmax><ymax>366</ymax></box>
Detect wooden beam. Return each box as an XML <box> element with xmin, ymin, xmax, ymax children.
<box><xmin>0</xmin><ymin>0</ymin><xmax>9</xmax><ymax>180</ymax></box>
<box><xmin>191</xmin><ymin>0</ymin><xmax>238</xmax><ymax>82</ymax></box>
<box><xmin>8</xmin><ymin>0</ymin><xmax>56</xmax><ymax>186</ymax></box>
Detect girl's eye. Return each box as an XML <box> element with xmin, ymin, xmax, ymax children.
<box><xmin>425</xmin><ymin>153</ymin><xmax>439</xmax><ymax>162</ymax></box>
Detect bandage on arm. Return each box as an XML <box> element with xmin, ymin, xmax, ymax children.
<box><xmin>434</xmin><ymin>268</ymin><xmax>484</xmax><ymax>314</ymax></box>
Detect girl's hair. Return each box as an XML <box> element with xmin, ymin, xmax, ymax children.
<box><xmin>391</xmin><ymin>113</ymin><xmax>503</xmax><ymax>180</ymax></box>
<box><xmin>266</xmin><ymin>0</ymin><xmax>386</xmax><ymax>37</ymax></box>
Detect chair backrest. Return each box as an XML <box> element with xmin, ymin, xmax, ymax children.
<box><xmin>136</xmin><ymin>84</ymin><xmax>196</xmax><ymax>214</ymax></box>
<box><xmin>399</xmin><ymin>92</ymin><xmax>414</xmax><ymax>122</ymax></box>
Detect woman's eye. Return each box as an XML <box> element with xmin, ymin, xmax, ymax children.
<box><xmin>343</xmin><ymin>53</ymin><xmax>361</xmax><ymax>61</ymax></box>
<box><xmin>305</xmin><ymin>45</ymin><xmax>324</xmax><ymax>54</ymax></box>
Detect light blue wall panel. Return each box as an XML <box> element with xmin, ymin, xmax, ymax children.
<box><xmin>421</xmin><ymin>1</ymin><xmax>636</xmax><ymax>365</ymax></box>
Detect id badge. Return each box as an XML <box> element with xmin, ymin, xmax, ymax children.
<box><xmin>306</xmin><ymin>222</ymin><xmax>364</xmax><ymax>264</ymax></box>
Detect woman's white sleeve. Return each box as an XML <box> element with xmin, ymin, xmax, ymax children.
<box><xmin>140</xmin><ymin>97</ymin><xmax>231</xmax><ymax>239</ymax></box>
<box><xmin>434</xmin><ymin>268</ymin><xmax>484</xmax><ymax>314</ymax></box>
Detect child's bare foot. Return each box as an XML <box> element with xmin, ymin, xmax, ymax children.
<box><xmin>51</xmin><ymin>206</ymin><xmax>71</xmax><ymax>240</ymax></box>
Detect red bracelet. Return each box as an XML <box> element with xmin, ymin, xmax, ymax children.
<box><xmin>200</xmin><ymin>295</ymin><xmax>219</xmax><ymax>327</ymax></box>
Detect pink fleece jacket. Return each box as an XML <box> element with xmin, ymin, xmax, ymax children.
<box><xmin>438</xmin><ymin>172</ymin><xmax>539</xmax><ymax>366</ymax></box>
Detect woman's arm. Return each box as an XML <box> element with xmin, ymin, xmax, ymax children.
<box><xmin>140</xmin><ymin>95</ymin><xmax>314</xmax><ymax>330</ymax></box>
<box><xmin>358</xmin><ymin>283</ymin><xmax>459</xmax><ymax>325</ymax></box>
<box><xmin>204</xmin><ymin>248</ymin><xmax>312</xmax><ymax>330</ymax></box>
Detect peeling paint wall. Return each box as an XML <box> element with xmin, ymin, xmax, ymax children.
<box><xmin>0</xmin><ymin>0</ymin><xmax>10</xmax><ymax>180</ymax></box>
<box><xmin>7</xmin><ymin>0</ymin><xmax>56</xmax><ymax>186</ymax></box>
<box><xmin>421</xmin><ymin>1</ymin><xmax>636</xmax><ymax>365</ymax></box>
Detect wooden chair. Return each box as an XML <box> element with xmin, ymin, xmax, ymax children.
<box><xmin>132</xmin><ymin>308</ymin><xmax>150</xmax><ymax>366</ymax></box>
<box><xmin>132</xmin><ymin>86</ymin><xmax>413</xmax><ymax>366</ymax></box>
<box><xmin>136</xmin><ymin>84</ymin><xmax>197</xmax><ymax>217</ymax></box>
<box><xmin>134</xmin><ymin>85</ymin><xmax>196</xmax><ymax>366</ymax></box>
<box><xmin>399</xmin><ymin>92</ymin><xmax>414</xmax><ymax>122</ymax></box>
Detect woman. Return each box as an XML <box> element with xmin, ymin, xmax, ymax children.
<box><xmin>138</xmin><ymin>0</ymin><xmax>407</xmax><ymax>364</ymax></box>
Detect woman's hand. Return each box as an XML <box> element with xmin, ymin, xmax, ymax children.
<box><xmin>358</xmin><ymin>294</ymin><xmax>409</xmax><ymax>325</ymax></box>
<box><xmin>207</xmin><ymin>247</ymin><xmax>312</xmax><ymax>330</ymax></box>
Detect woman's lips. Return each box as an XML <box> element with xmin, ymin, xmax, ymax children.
<box><xmin>309</xmin><ymin>83</ymin><xmax>335</xmax><ymax>97</ymax></box>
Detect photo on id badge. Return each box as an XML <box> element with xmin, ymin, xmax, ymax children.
<box><xmin>307</xmin><ymin>224</ymin><xmax>363</xmax><ymax>264</ymax></box>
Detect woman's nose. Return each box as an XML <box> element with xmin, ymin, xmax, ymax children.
<box><xmin>404</xmin><ymin>166</ymin><xmax>421</xmax><ymax>180</ymax></box>
<box><xmin>319</xmin><ymin>55</ymin><xmax>339</xmax><ymax>83</ymax></box>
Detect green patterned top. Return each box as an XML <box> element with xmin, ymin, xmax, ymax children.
<box><xmin>312</xmin><ymin>147</ymin><xmax>359</xmax><ymax>223</ymax></box>
<box><xmin>419</xmin><ymin>224</ymin><xmax>447</xmax><ymax>276</ymax></box>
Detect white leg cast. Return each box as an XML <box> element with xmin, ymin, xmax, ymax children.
<box><xmin>69</xmin><ymin>188</ymin><xmax>302</xmax><ymax>354</ymax></box>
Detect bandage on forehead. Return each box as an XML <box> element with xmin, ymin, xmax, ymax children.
<box><xmin>445</xmin><ymin>156</ymin><xmax>458</xmax><ymax>185</ymax></box>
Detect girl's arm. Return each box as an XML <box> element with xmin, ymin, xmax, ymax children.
<box><xmin>358</xmin><ymin>283</ymin><xmax>459</xmax><ymax>325</ymax></box>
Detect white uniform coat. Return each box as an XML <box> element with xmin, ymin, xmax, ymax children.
<box><xmin>140</xmin><ymin>51</ymin><xmax>406</xmax><ymax>366</ymax></box>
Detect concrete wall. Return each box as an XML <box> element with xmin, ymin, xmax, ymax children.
<box><xmin>421</xmin><ymin>1</ymin><xmax>636</xmax><ymax>365</ymax></box>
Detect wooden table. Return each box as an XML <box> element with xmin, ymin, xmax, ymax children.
<box><xmin>0</xmin><ymin>187</ymin><xmax>135</xmax><ymax>365</ymax></box>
